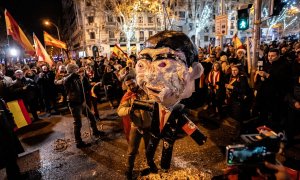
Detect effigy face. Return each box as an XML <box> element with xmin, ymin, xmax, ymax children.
<box><xmin>135</xmin><ymin>31</ymin><xmax>203</xmax><ymax>108</ymax></box>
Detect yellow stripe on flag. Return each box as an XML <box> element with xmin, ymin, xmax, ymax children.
<box><xmin>7</xmin><ymin>100</ymin><xmax>30</xmax><ymax>128</ymax></box>
<box><xmin>44</xmin><ymin>31</ymin><xmax>67</xmax><ymax>49</ymax></box>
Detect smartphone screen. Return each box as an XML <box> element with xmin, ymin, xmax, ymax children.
<box><xmin>226</xmin><ymin>145</ymin><xmax>268</xmax><ymax>166</ymax></box>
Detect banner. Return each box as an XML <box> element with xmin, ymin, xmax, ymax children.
<box><xmin>7</xmin><ymin>99</ymin><xmax>32</xmax><ymax>129</ymax></box>
<box><xmin>112</xmin><ymin>44</ymin><xmax>128</xmax><ymax>59</ymax></box>
<box><xmin>44</xmin><ymin>31</ymin><xmax>67</xmax><ymax>49</ymax></box>
<box><xmin>33</xmin><ymin>33</ymin><xmax>54</xmax><ymax>67</ymax></box>
<box><xmin>4</xmin><ymin>9</ymin><xmax>35</xmax><ymax>56</ymax></box>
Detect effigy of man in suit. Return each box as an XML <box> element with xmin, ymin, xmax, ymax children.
<box><xmin>135</xmin><ymin>31</ymin><xmax>207</xmax><ymax>172</ymax></box>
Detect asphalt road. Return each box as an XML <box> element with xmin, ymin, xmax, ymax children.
<box><xmin>0</xmin><ymin>102</ymin><xmax>299</xmax><ymax>180</ymax></box>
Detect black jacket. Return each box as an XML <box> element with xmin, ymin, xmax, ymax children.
<box><xmin>10</xmin><ymin>77</ymin><xmax>38</xmax><ymax>102</ymax></box>
<box><xmin>226</xmin><ymin>74</ymin><xmax>252</xmax><ymax>104</ymax></box>
<box><xmin>256</xmin><ymin>57</ymin><xmax>290</xmax><ymax>101</ymax></box>
<box><xmin>36</xmin><ymin>71</ymin><xmax>56</xmax><ymax>97</ymax></box>
<box><xmin>63</xmin><ymin>73</ymin><xmax>84</xmax><ymax>105</ymax></box>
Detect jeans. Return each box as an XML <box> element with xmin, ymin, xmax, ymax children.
<box><xmin>69</xmin><ymin>102</ymin><xmax>99</xmax><ymax>144</ymax></box>
<box><xmin>127</xmin><ymin>126</ymin><xmax>150</xmax><ymax>171</ymax></box>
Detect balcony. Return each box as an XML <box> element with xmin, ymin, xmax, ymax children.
<box><xmin>87</xmin><ymin>39</ymin><xmax>96</xmax><ymax>45</ymax></box>
<box><xmin>109</xmin><ymin>38</ymin><xmax>118</xmax><ymax>43</ymax></box>
<box><xmin>106</xmin><ymin>22</ymin><xmax>117</xmax><ymax>26</ymax></box>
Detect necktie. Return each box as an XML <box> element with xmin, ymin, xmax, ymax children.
<box><xmin>160</xmin><ymin>109</ymin><xmax>166</xmax><ymax>132</ymax></box>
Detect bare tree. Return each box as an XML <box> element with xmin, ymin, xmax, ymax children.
<box><xmin>103</xmin><ymin>0</ymin><xmax>167</xmax><ymax>53</ymax></box>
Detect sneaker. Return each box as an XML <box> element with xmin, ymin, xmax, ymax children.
<box><xmin>76</xmin><ymin>142</ymin><xmax>91</xmax><ymax>148</ymax></box>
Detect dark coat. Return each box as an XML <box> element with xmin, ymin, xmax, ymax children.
<box><xmin>226</xmin><ymin>74</ymin><xmax>252</xmax><ymax>104</ymax></box>
<box><xmin>63</xmin><ymin>73</ymin><xmax>84</xmax><ymax>105</ymax></box>
<box><xmin>256</xmin><ymin>57</ymin><xmax>290</xmax><ymax>102</ymax></box>
<box><xmin>150</xmin><ymin>103</ymin><xmax>186</xmax><ymax>139</ymax></box>
<box><xmin>0</xmin><ymin>98</ymin><xmax>24</xmax><ymax>168</ymax></box>
<box><xmin>10</xmin><ymin>77</ymin><xmax>38</xmax><ymax>102</ymax></box>
<box><xmin>36</xmin><ymin>71</ymin><xmax>57</xmax><ymax>98</ymax></box>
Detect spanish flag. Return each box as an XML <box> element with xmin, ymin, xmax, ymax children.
<box><xmin>33</xmin><ymin>33</ymin><xmax>54</xmax><ymax>67</ymax></box>
<box><xmin>232</xmin><ymin>33</ymin><xmax>243</xmax><ymax>50</ymax></box>
<box><xmin>44</xmin><ymin>31</ymin><xmax>67</xmax><ymax>49</ymax></box>
<box><xmin>7</xmin><ymin>99</ymin><xmax>32</xmax><ymax>129</ymax></box>
<box><xmin>4</xmin><ymin>9</ymin><xmax>35</xmax><ymax>56</ymax></box>
<box><xmin>112</xmin><ymin>44</ymin><xmax>128</xmax><ymax>59</ymax></box>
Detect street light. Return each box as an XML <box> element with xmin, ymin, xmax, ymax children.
<box><xmin>44</xmin><ymin>20</ymin><xmax>62</xmax><ymax>58</ymax></box>
<box><xmin>44</xmin><ymin>20</ymin><xmax>61</xmax><ymax>41</ymax></box>
<box><xmin>9</xmin><ymin>48</ymin><xmax>19</xmax><ymax>57</ymax></box>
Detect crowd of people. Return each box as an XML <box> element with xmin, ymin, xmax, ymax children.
<box><xmin>0</xmin><ymin>36</ymin><xmax>299</xmax><ymax>179</ymax></box>
<box><xmin>193</xmin><ymin>40</ymin><xmax>299</xmax><ymax>146</ymax></box>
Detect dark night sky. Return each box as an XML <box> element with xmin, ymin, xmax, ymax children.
<box><xmin>0</xmin><ymin>0</ymin><xmax>62</xmax><ymax>43</ymax></box>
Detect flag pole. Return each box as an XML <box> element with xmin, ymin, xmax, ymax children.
<box><xmin>5</xmin><ymin>9</ymin><xmax>10</xmax><ymax>71</ymax></box>
<box><xmin>246</xmin><ymin>36</ymin><xmax>251</xmax><ymax>75</ymax></box>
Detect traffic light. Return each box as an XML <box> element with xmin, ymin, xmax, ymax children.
<box><xmin>237</xmin><ymin>8</ymin><xmax>249</xmax><ymax>31</ymax></box>
<box><xmin>269</xmin><ymin>0</ymin><xmax>286</xmax><ymax>16</ymax></box>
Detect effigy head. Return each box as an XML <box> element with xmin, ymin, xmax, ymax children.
<box><xmin>136</xmin><ymin>31</ymin><xmax>204</xmax><ymax>108</ymax></box>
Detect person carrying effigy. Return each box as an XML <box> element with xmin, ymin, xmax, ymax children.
<box><xmin>135</xmin><ymin>31</ymin><xmax>207</xmax><ymax>173</ymax></box>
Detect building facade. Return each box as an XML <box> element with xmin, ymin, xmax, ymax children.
<box><xmin>62</xmin><ymin>0</ymin><xmax>254</xmax><ymax>58</ymax></box>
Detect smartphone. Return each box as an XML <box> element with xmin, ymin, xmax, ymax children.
<box><xmin>257</xmin><ymin>61</ymin><xmax>264</xmax><ymax>71</ymax></box>
<box><xmin>226</xmin><ymin>144</ymin><xmax>269</xmax><ymax>166</ymax></box>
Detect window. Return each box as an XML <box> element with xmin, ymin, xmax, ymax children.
<box><xmin>138</xmin><ymin>17</ymin><xmax>143</xmax><ymax>23</ymax></box>
<box><xmin>204</xmin><ymin>36</ymin><xmax>209</xmax><ymax>42</ymax></box>
<box><xmin>204</xmin><ymin>27</ymin><xmax>209</xmax><ymax>33</ymax></box>
<box><xmin>179</xmin><ymin>11</ymin><xmax>185</xmax><ymax>18</ymax></box>
<box><xmin>212</xmin><ymin>26</ymin><xmax>215</xmax><ymax>32</ymax></box>
<box><xmin>117</xmin><ymin>16</ymin><xmax>122</xmax><ymax>23</ymax></box>
<box><xmin>149</xmin><ymin>31</ymin><xmax>153</xmax><ymax>37</ymax></box>
<box><xmin>231</xmin><ymin>22</ymin><xmax>234</xmax><ymax>29</ymax></box>
<box><xmin>231</xmin><ymin>16</ymin><xmax>235</xmax><ymax>20</ymax></box>
<box><xmin>86</xmin><ymin>0</ymin><xmax>91</xmax><ymax>6</ymax></box>
<box><xmin>139</xmin><ymin>31</ymin><xmax>144</xmax><ymax>41</ymax></box>
<box><xmin>87</xmin><ymin>16</ymin><xmax>94</xmax><ymax>24</ymax></box>
<box><xmin>189</xmin><ymin>23</ymin><xmax>193</xmax><ymax>31</ymax></box>
<box><xmin>157</xmin><ymin>18</ymin><xmax>161</xmax><ymax>26</ymax></box>
<box><xmin>109</xmin><ymin>31</ymin><xmax>115</xmax><ymax>38</ymax></box>
<box><xmin>90</xmin><ymin>32</ymin><xmax>95</xmax><ymax>39</ymax></box>
<box><xmin>107</xmin><ymin>16</ymin><xmax>113</xmax><ymax>22</ymax></box>
<box><xmin>148</xmin><ymin>17</ymin><xmax>153</xmax><ymax>24</ymax></box>
<box><xmin>177</xmin><ymin>26</ymin><xmax>183</xmax><ymax>32</ymax></box>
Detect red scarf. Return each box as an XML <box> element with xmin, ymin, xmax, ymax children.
<box><xmin>120</xmin><ymin>91</ymin><xmax>137</xmax><ymax>143</ymax></box>
<box><xmin>208</xmin><ymin>71</ymin><xmax>220</xmax><ymax>89</ymax></box>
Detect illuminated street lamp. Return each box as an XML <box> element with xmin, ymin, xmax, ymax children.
<box><xmin>9</xmin><ymin>48</ymin><xmax>19</xmax><ymax>57</ymax></box>
<box><xmin>44</xmin><ymin>20</ymin><xmax>62</xmax><ymax>57</ymax></box>
<box><xmin>44</xmin><ymin>20</ymin><xmax>61</xmax><ymax>41</ymax></box>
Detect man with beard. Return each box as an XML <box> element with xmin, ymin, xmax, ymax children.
<box><xmin>136</xmin><ymin>31</ymin><xmax>206</xmax><ymax>173</ymax></box>
<box><xmin>117</xmin><ymin>75</ymin><xmax>152</xmax><ymax>179</ymax></box>
<box><xmin>255</xmin><ymin>48</ymin><xmax>290</xmax><ymax>131</ymax></box>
